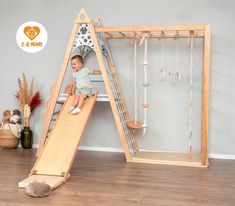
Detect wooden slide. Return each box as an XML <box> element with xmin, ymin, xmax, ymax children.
<box><xmin>18</xmin><ymin>94</ymin><xmax>97</xmax><ymax>189</ymax></box>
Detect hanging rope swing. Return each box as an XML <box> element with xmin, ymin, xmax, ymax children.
<box><xmin>127</xmin><ymin>37</ymin><xmax>142</xmax><ymax>130</ymax></box>
<box><xmin>141</xmin><ymin>33</ymin><xmax>149</xmax><ymax>136</ymax></box>
<box><xmin>127</xmin><ymin>33</ymin><xmax>149</xmax><ymax>136</ymax></box>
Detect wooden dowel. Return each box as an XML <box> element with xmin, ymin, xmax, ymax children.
<box><xmin>103</xmin><ymin>31</ymin><xmax>204</xmax><ymax>39</ymax></box>
<box><xmin>118</xmin><ymin>32</ymin><xmax>125</xmax><ymax>37</ymax></box>
<box><xmin>95</xmin><ymin>25</ymin><xmax>206</xmax><ymax>32</ymax></box>
<box><xmin>105</xmin><ymin>32</ymin><xmax>112</xmax><ymax>38</ymax></box>
<box><xmin>175</xmin><ymin>31</ymin><xmax>179</xmax><ymax>39</ymax></box>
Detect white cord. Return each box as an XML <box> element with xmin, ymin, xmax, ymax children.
<box><xmin>143</xmin><ymin>34</ymin><xmax>148</xmax><ymax>136</ymax></box>
<box><xmin>134</xmin><ymin>38</ymin><xmax>137</xmax><ymax>123</ymax></box>
<box><xmin>188</xmin><ymin>33</ymin><xmax>194</xmax><ymax>155</ymax></box>
<box><xmin>139</xmin><ymin>33</ymin><xmax>147</xmax><ymax>47</ymax></box>
<box><xmin>160</xmin><ymin>37</ymin><xmax>165</xmax><ymax>81</ymax></box>
<box><xmin>173</xmin><ymin>37</ymin><xmax>182</xmax><ymax>83</ymax></box>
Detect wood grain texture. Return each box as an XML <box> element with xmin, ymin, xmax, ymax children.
<box><xmin>132</xmin><ymin>151</ymin><xmax>203</xmax><ymax>167</ymax></box>
<box><xmin>18</xmin><ymin>174</ymin><xmax>65</xmax><ymax>189</ymax></box>
<box><xmin>201</xmin><ymin>25</ymin><xmax>211</xmax><ymax>166</ymax></box>
<box><xmin>33</xmin><ymin>94</ymin><xmax>97</xmax><ymax>176</ymax></box>
<box><xmin>95</xmin><ymin>25</ymin><xmax>206</xmax><ymax>32</ymax></box>
<box><xmin>0</xmin><ymin>149</ymin><xmax>235</xmax><ymax>206</ymax></box>
<box><xmin>37</xmin><ymin>19</ymin><xmax>80</xmax><ymax>156</ymax></box>
<box><xmin>88</xmin><ymin>19</ymin><xmax>133</xmax><ymax>160</ymax></box>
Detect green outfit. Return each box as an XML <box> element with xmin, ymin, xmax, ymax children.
<box><xmin>73</xmin><ymin>67</ymin><xmax>92</xmax><ymax>96</ymax></box>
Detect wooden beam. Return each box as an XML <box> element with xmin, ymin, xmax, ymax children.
<box><xmin>103</xmin><ymin>31</ymin><xmax>204</xmax><ymax>39</ymax></box>
<box><xmin>201</xmin><ymin>25</ymin><xmax>211</xmax><ymax>166</ymax></box>
<box><xmin>95</xmin><ymin>25</ymin><xmax>206</xmax><ymax>32</ymax></box>
<box><xmin>118</xmin><ymin>32</ymin><xmax>126</xmax><ymax>37</ymax></box>
<box><xmin>88</xmin><ymin>21</ymin><xmax>132</xmax><ymax>161</ymax></box>
<box><xmin>105</xmin><ymin>32</ymin><xmax>113</xmax><ymax>38</ymax></box>
<box><xmin>132</xmin><ymin>151</ymin><xmax>206</xmax><ymax>167</ymax></box>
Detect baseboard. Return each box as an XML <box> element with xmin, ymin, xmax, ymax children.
<box><xmin>18</xmin><ymin>144</ymin><xmax>38</xmax><ymax>149</ymax></box>
<box><xmin>208</xmin><ymin>154</ymin><xmax>235</xmax><ymax>160</ymax></box>
<box><xmin>28</xmin><ymin>144</ymin><xmax>235</xmax><ymax>160</ymax></box>
<box><xmin>78</xmin><ymin>146</ymin><xmax>124</xmax><ymax>153</ymax></box>
<box><xmin>30</xmin><ymin>144</ymin><xmax>124</xmax><ymax>153</ymax></box>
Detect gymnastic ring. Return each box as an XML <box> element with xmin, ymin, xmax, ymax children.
<box><xmin>172</xmin><ymin>71</ymin><xmax>182</xmax><ymax>83</ymax></box>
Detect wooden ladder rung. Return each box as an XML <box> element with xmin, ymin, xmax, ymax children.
<box><xmin>107</xmin><ymin>70</ymin><xmax>116</xmax><ymax>74</ymax></box>
<box><xmin>53</xmin><ymin>111</ymin><xmax>61</xmax><ymax>115</ymax></box>
<box><xmin>56</xmin><ymin>101</ymin><xmax>64</xmax><ymax>105</ymax></box>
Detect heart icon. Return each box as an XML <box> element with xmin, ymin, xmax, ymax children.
<box><xmin>24</xmin><ymin>26</ymin><xmax>40</xmax><ymax>41</ymax></box>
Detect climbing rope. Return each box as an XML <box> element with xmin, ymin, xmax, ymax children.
<box><xmin>188</xmin><ymin>32</ymin><xmax>194</xmax><ymax>157</ymax></box>
<box><xmin>134</xmin><ymin>38</ymin><xmax>138</xmax><ymax>124</ymax></box>
<box><xmin>139</xmin><ymin>33</ymin><xmax>149</xmax><ymax>136</ymax></box>
<box><xmin>173</xmin><ymin>36</ymin><xmax>182</xmax><ymax>83</ymax></box>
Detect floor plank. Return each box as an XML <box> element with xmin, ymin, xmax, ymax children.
<box><xmin>0</xmin><ymin>148</ymin><xmax>235</xmax><ymax>206</ymax></box>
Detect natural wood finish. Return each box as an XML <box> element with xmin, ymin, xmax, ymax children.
<box><xmin>96</xmin><ymin>15</ymin><xmax>139</xmax><ymax>151</ymax></box>
<box><xmin>34</xmin><ymin>8</ymin><xmax>210</xmax><ymax>168</ymax></box>
<box><xmin>36</xmin><ymin>19</ymin><xmax>80</xmax><ymax>156</ymax></box>
<box><xmin>126</xmin><ymin>121</ymin><xmax>142</xmax><ymax>129</ymax></box>
<box><xmin>103</xmin><ymin>31</ymin><xmax>204</xmax><ymax>39</ymax></box>
<box><xmin>94</xmin><ymin>10</ymin><xmax>210</xmax><ymax>166</ymax></box>
<box><xmin>132</xmin><ymin>151</ymin><xmax>205</xmax><ymax>167</ymax></box>
<box><xmin>74</xmin><ymin>8</ymin><xmax>92</xmax><ymax>24</ymax></box>
<box><xmin>95</xmin><ymin>25</ymin><xmax>206</xmax><ymax>32</ymax></box>
<box><xmin>31</xmin><ymin>94</ymin><xmax>97</xmax><ymax>177</ymax></box>
<box><xmin>1</xmin><ymin>149</ymin><xmax>235</xmax><ymax>206</ymax></box>
<box><xmin>94</xmin><ymin>17</ymin><xmax>138</xmax><ymax>152</ymax></box>
<box><xmin>87</xmin><ymin>15</ymin><xmax>132</xmax><ymax>160</ymax></box>
<box><xmin>37</xmin><ymin>84</ymin><xmax>55</xmax><ymax>156</ymax></box>
<box><xmin>201</xmin><ymin>25</ymin><xmax>211</xmax><ymax>166</ymax></box>
<box><xmin>104</xmin><ymin>40</ymin><xmax>139</xmax><ymax>151</ymax></box>
<box><xmin>18</xmin><ymin>175</ymin><xmax>65</xmax><ymax>189</ymax></box>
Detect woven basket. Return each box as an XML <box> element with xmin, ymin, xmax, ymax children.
<box><xmin>0</xmin><ymin>125</ymin><xmax>19</xmax><ymax>149</ymax></box>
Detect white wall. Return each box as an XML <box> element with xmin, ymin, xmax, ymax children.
<box><xmin>0</xmin><ymin>0</ymin><xmax>235</xmax><ymax>155</ymax></box>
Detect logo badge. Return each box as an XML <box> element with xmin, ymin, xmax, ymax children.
<box><xmin>16</xmin><ymin>21</ymin><xmax>48</xmax><ymax>53</ymax></box>
<box><xmin>24</xmin><ymin>26</ymin><xmax>40</xmax><ymax>41</ymax></box>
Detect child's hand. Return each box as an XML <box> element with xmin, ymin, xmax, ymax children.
<box><xmin>92</xmin><ymin>70</ymin><xmax>101</xmax><ymax>75</ymax></box>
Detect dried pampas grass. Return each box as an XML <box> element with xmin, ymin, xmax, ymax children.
<box><xmin>15</xmin><ymin>73</ymin><xmax>41</xmax><ymax>126</ymax></box>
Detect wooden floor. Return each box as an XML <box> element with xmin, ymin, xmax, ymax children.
<box><xmin>0</xmin><ymin>148</ymin><xmax>235</xmax><ymax>206</ymax></box>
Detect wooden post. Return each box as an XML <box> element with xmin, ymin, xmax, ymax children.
<box><xmin>201</xmin><ymin>25</ymin><xmax>211</xmax><ymax>166</ymax></box>
<box><xmin>86</xmin><ymin>16</ymin><xmax>132</xmax><ymax>160</ymax></box>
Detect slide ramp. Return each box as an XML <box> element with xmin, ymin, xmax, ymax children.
<box><xmin>18</xmin><ymin>94</ymin><xmax>97</xmax><ymax>189</ymax></box>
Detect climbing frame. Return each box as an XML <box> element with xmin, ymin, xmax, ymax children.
<box><xmin>37</xmin><ymin>8</ymin><xmax>210</xmax><ymax>168</ymax></box>
<box><xmin>94</xmin><ymin>21</ymin><xmax>210</xmax><ymax>167</ymax></box>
